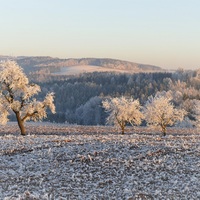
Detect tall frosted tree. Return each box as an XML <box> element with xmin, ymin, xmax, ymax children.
<box><xmin>102</xmin><ymin>96</ymin><xmax>143</xmax><ymax>134</ymax></box>
<box><xmin>144</xmin><ymin>94</ymin><xmax>186</xmax><ymax>136</ymax></box>
<box><xmin>0</xmin><ymin>61</ymin><xmax>55</xmax><ymax>135</ymax></box>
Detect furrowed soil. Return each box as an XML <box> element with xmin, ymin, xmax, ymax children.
<box><xmin>0</xmin><ymin>122</ymin><xmax>199</xmax><ymax>200</ymax></box>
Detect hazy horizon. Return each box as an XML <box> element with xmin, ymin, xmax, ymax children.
<box><xmin>1</xmin><ymin>0</ymin><xmax>200</xmax><ymax>70</ymax></box>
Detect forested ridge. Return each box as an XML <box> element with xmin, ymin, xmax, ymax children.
<box><xmin>24</xmin><ymin>69</ymin><xmax>199</xmax><ymax>125</ymax></box>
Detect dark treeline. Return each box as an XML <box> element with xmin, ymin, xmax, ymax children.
<box><xmin>34</xmin><ymin>72</ymin><xmax>175</xmax><ymax>124</ymax></box>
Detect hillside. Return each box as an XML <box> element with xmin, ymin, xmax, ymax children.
<box><xmin>0</xmin><ymin>56</ymin><xmax>164</xmax><ymax>76</ymax></box>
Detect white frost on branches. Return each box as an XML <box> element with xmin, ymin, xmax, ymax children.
<box><xmin>168</xmin><ymin>80</ymin><xmax>200</xmax><ymax>102</ymax></box>
<box><xmin>192</xmin><ymin>99</ymin><xmax>200</xmax><ymax>128</ymax></box>
<box><xmin>102</xmin><ymin>96</ymin><xmax>143</xmax><ymax>134</ymax></box>
<box><xmin>144</xmin><ymin>94</ymin><xmax>186</xmax><ymax>135</ymax></box>
<box><xmin>0</xmin><ymin>60</ymin><xmax>55</xmax><ymax>134</ymax></box>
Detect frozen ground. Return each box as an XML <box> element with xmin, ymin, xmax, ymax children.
<box><xmin>0</xmin><ymin>122</ymin><xmax>199</xmax><ymax>200</ymax></box>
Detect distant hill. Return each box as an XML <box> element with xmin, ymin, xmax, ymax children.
<box><xmin>0</xmin><ymin>56</ymin><xmax>165</xmax><ymax>75</ymax></box>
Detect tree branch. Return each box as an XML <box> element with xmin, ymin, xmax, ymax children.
<box><xmin>22</xmin><ymin>111</ymin><xmax>38</xmax><ymax>122</ymax></box>
<box><xmin>2</xmin><ymin>92</ymin><xmax>11</xmax><ymax>103</ymax></box>
<box><xmin>22</xmin><ymin>104</ymin><xmax>46</xmax><ymax>122</ymax></box>
<box><xmin>2</xmin><ymin>81</ymin><xmax>14</xmax><ymax>103</ymax></box>
<box><xmin>20</xmin><ymin>97</ymin><xmax>25</xmax><ymax>109</ymax></box>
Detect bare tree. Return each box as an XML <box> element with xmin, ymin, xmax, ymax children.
<box><xmin>0</xmin><ymin>60</ymin><xmax>55</xmax><ymax>135</ymax></box>
<box><xmin>102</xmin><ymin>96</ymin><xmax>143</xmax><ymax>134</ymax></box>
<box><xmin>144</xmin><ymin>94</ymin><xmax>186</xmax><ymax>136</ymax></box>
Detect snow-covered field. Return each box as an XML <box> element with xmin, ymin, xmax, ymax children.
<box><xmin>0</xmin><ymin>122</ymin><xmax>199</xmax><ymax>200</ymax></box>
<box><xmin>53</xmin><ymin>65</ymin><xmax>138</xmax><ymax>75</ymax></box>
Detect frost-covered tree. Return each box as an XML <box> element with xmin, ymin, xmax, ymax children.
<box><xmin>191</xmin><ymin>99</ymin><xmax>200</xmax><ymax>128</ymax></box>
<box><xmin>0</xmin><ymin>60</ymin><xmax>55</xmax><ymax>135</ymax></box>
<box><xmin>75</xmin><ymin>96</ymin><xmax>103</xmax><ymax>125</ymax></box>
<box><xmin>144</xmin><ymin>94</ymin><xmax>186</xmax><ymax>136</ymax></box>
<box><xmin>166</xmin><ymin>79</ymin><xmax>200</xmax><ymax>103</ymax></box>
<box><xmin>102</xmin><ymin>96</ymin><xmax>143</xmax><ymax>134</ymax></box>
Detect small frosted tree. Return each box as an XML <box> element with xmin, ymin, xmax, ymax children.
<box><xmin>102</xmin><ymin>96</ymin><xmax>143</xmax><ymax>134</ymax></box>
<box><xmin>0</xmin><ymin>60</ymin><xmax>55</xmax><ymax>135</ymax></box>
<box><xmin>144</xmin><ymin>95</ymin><xmax>186</xmax><ymax>136</ymax></box>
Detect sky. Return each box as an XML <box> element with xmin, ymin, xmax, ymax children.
<box><xmin>0</xmin><ymin>0</ymin><xmax>200</xmax><ymax>69</ymax></box>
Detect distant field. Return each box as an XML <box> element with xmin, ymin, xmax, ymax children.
<box><xmin>52</xmin><ymin>65</ymin><xmax>139</xmax><ymax>75</ymax></box>
<box><xmin>0</xmin><ymin>123</ymin><xmax>199</xmax><ymax>199</ymax></box>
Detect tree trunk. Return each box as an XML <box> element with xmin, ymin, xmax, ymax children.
<box><xmin>161</xmin><ymin>125</ymin><xmax>166</xmax><ymax>136</ymax></box>
<box><xmin>121</xmin><ymin>125</ymin><xmax>125</xmax><ymax>135</ymax></box>
<box><xmin>15</xmin><ymin>112</ymin><xmax>26</xmax><ymax>135</ymax></box>
<box><xmin>120</xmin><ymin>122</ymin><xmax>125</xmax><ymax>135</ymax></box>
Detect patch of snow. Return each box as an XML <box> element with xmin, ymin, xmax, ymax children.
<box><xmin>53</xmin><ymin>65</ymin><xmax>136</xmax><ymax>75</ymax></box>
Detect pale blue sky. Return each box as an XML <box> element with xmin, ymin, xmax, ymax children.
<box><xmin>0</xmin><ymin>0</ymin><xmax>200</xmax><ymax>69</ymax></box>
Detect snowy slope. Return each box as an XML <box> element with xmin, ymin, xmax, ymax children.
<box><xmin>53</xmin><ymin>65</ymin><xmax>139</xmax><ymax>75</ymax></box>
